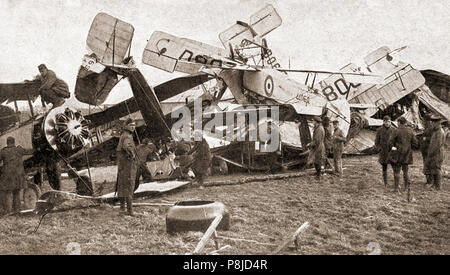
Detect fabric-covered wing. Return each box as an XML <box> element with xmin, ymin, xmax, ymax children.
<box><xmin>84</xmin><ymin>73</ymin><xmax>211</xmax><ymax>127</ymax></box>
<box><xmin>0</xmin><ymin>80</ymin><xmax>41</xmax><ymax>104</ymax></box>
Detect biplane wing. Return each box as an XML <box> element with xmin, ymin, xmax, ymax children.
<box><xmin>219</xmin><ymin>4</ymin><xmax>282</xmax><ymax>51</ymax></box>
<box><xmin>0</xmin><ymin>80</ymin><xmax>41</xmax><ymax>104</ymax></box>
<box><xmin>142</xmin><ymin>31</ymin><xmax>230</xmax><ymax>74</ymax></box>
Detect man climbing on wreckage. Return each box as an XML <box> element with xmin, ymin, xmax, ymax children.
<box><xmin>37</xmin><ymin>64</ymin><xmax>70</xmax><ymax>109</ymax></box>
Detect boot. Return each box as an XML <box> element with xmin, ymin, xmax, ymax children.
<box><xmin>433</xmin><ymin>174</ymin><xmax>441</xmax><ymax>191</ymax></box>
<box><xmin>425</xmin><ymin>175</ymin><xmax>432</xmax><ymax>185</ymax></box>
<box><xmin>394</xmin><ymin>173</ymin><xmax>400</xmax><ymax>193</ymax></box>
<box><xmin>126</xmin><ymin>197</ymin><xmax>134</xmax><ymax>216</ymax></box>
<box><xmin>382</xmin><ymin>170</ymin><xmax>388</xmax><ymax>187</ymax></box>
<box><xmin>120</xmin><ymin>198</ymin><xmax>125</xmax><ymax>211</ymax></box>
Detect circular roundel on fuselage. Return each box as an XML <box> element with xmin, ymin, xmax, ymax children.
<box><xmin>264</xmin><ymin>75</ymin><xmax>274</xmax><ymax>97</ymax></box>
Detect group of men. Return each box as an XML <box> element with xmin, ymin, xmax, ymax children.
<box><xmin>308</xmin><ymin>116</ymin><xmax>346</xmax><ymax>181</ymax></box>
<box><xmin>375</xmin><ymin>114</ymin><xmax>446</xmax><ymax>192</ymax></box>
<box><xmin>308</xmin><ymin>113</ymin><xmax>446</xmax><ymax>193</ymax></box>
<box><xmin>115</xmin><ymin>119</ymin><xmax>211</xmax><ymax>216</ymax></box>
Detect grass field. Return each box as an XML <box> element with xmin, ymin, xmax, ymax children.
<box><xmin>0</xmin><ymin>151</ymin><xmax>448</xmax><ymax>255</ymax></box>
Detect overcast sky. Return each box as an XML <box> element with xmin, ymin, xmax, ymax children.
<box><xmin>1</xmin><ymin>0</ymin><xmax>448</xmax><ymax>108</ymax></box>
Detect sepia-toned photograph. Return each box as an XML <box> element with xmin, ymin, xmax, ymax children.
<box><xmin>0</xmin><ymin>0</ymin><xmax>448</xmax><ymax>259</ymax></box>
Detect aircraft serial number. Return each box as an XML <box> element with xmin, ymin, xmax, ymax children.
<box><xmin>178</xmin><ymin>50</ymin><xmax>236</xmax><ymax>68</ymax></box>
<box><xmin>318</xmin><ymin>78</ymin><xmax>361</xmax><ymax>101</ymax></box>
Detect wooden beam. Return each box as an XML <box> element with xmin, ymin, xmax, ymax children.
<box><xmin>193</xmin><ymin>214</ymin><xmax>223</xmax><ymax>255</ymax></box>
<box><xmin>273</xmin><ymin>222</ymin><xmax>310</xmax><ymax>254</ymax></box>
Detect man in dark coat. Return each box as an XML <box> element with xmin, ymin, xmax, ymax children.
<box><xmin>0</xmin><ymin>137</ymin><xmax>35</xmax><ymax>214</ymax></box>
<box><xmin>332</xmin><ymin>120</ymin><xmax>346</xmax><ymax>176</ymax></box>
<box><xmin>308</xmin><ymin>116</ymin><xmax>325</xmax><ymax>181</ymax></box>
<box><xmin>134</xmin><ymin>138</ymin><xmax>159</xmax><ymax>190</ymax></box>
<box><xmin>188</xmin><ymin>132</ymin><xmax>212</xmax><ymax>188</ymax></box>
<box><xmin>425</xmin><ymin>115</ymin><xmax>446</xmax><ymax>190</ymax></box>
<box><xmin>420</xmin><ymin>114</ymin><xmax>433</xmax><ymax>185</ymax></box>
<box><xmin>375</xmin><ymin>115</ymin><xmax>395</xmax><ymax>187</ymax></box>
<box><xmin>38</xmin><ymin>64</ymin><xmax>70</xmax><ymax>109</ymax></box>
<box><xmin>389</xmin><ymin>117</ymin><xmax>418</xmax><ymax>193</ymax></box>
<box><xmin>116</xmin><ymin>118</ymin><xmax>138</xmax><ymax>216</ymax></box>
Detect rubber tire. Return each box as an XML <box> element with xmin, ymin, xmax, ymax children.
<box><xmin>166</xmin><ymin>201</ymin><xmax>231</xmax><ymax>234</ymax></box>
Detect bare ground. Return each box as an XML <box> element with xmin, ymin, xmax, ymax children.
<box><xmin>0</xmin><ymin>151</ymin><xmax>448</xmax><ymax>255</ymax></box>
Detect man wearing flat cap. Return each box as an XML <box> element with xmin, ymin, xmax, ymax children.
<box><xmin>308</xmin><ymin>116</ymin><xmax>325</xmax><ymax>181</ymax></box>
<box><xmin>37</xmin><ymin>64</ymin><xmax>70</xmax><ymax>109</ymax></box>
<box><xmin>389</xmin><ymin>117</ymin><xmax>418</xmax><ymax>195</ymax></box>
<box><xmin>420</xmin><ymin>114</ymin><xmax>433</xmax><ymax>185</ymax></box>
<box><xmin>375</xmin><ymin>115</ymin><xmax>395</xmax><ymax>187</ymax></box>
<box><xmin>116</xmin><ymin>118</ymin><xmax>138</xmax><ymax>215</ymax></box>
<box><xmin>425</xmin><ymin>115</ymin><xmax>446</xmax><ymax>190</ymax></box>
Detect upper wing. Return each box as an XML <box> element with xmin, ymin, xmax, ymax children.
<box><xmin>142</xmin><ymin>31</ymin><xmax>230</xmax><ymax>74</ymax></box>
<box><xmin>0</xmin><ymin>80</ymin><xmax>41</xmax><ymax>104</ymax></box>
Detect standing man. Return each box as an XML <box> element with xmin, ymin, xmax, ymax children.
<box><xmin>420</xmin><ymin>114</ymin><xmax>433</xmax><ymax>185</ymax></box>
<box><xmin>425</xmin><ymin>115</ymin><xmax>446</xmax><ymax>191</ymax></box>
<box><xmin>0</xmin><ymin>137</ymin><xmax>34</xmax><ymax>215</ymax></box>
<box><xmin>332</xmin><ymin>120</ymin><xmax>346</xmax><ymax>176</ymax></box>
<box><xmin>188</xmin><ymin>131</ymin><xmax>212</xmax><ymax>189</ymax></box>
<box><xmin>375</xmin><ymin>115</ymin><xmax>395</xmax><ymax>187</ymax></box>
<box><xmin>116</xmin><ymin>118</ymin><xmax>138</xmax><ymax>216</ymax></box>
<box><xmin>308</xmin><ymin>116</ymin><xmax>325</xmax><ymax>181</ymax></box>
<box><xmin>389</xmin><ymin>117</ymin><xmax>418</xmax><ymax>195</ymax></box>
<box><xmin>322</xmin><ymin>117</ymin><xmax>334</xmax><ymax>169</ymax></box>
<box><xmin>134</xmin><ymin>138</ymin><xmax>159</xmax><ymax>190</ymax></box>
<box><xmin>38</xmin><ymin>64</ymin><xmax>70</xmax><ymax>109</ymax></box>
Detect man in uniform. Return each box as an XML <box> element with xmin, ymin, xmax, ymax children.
<box><xmin>425</xmin><ymin>115</ymin><xmax>446</xmax><ymax>191</ymax></box>
<box><xmin>308</xmin><ymin>116</ymin><xmax>325</xmax><ymax>181</ymax></box>
<box><xmin>0</xmin><ymin>137</ymin><xmax>35</xmax><ymax>215</ymax></box>
<box><xmin>322</xmin><ymin>117</ymin><xmax>334</xmax><ymax>169</ymax></box>
<box><xmin>332</xmin><ymin>120</ymin><xmax>346</xmax><ymax>176</ymax></box>
<box><xmin>375</xmin><ymin>115</ymin><xmax>395</xmax><ymax>187</ymax></box>
<box><xmin>188</xmin><ymin>131</ymin><xmax>212</xmax><ymax>189</ymax></box>
<box><xmin>389</xmin><ymin>117</ymin><xmax>418</xmax><ymax>194</ymax></box>
<box><xmin>38</xmin><ymin>64</ymin><xmax>70</xmax><ymax>109</ymax></box>
<box><xmin>134</xmin><ymin>138</ymin><xmax>159</xmax><ymax>191</ymax></box>
<box><xmin>116</xmin><ymin>118</ymin><xmax>138</xmax><ymax>216</ymax></box>
<box><xmin>420</xmin><ymin>114</ymin><xmax>433</xmax><ymax>185</ymax></box>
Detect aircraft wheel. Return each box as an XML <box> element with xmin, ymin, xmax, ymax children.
<box><xmin>166</xmin><ymin>201</ymin><xmax>230</xmax><ymax>234</ymax></box>
<box><xmin>23</xmin><ymin>184</ymin><xmax>41</xmax><ymax>210</ymax></box>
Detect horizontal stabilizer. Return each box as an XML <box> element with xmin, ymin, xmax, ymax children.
<box><xmin>86</xmin><ymin>13</ymin><xmax>134</xmax><ymax>65</ymax></box>
<box><xmin>219</xmin><ymin>4</ymin><xmax>282</xmax><ymax>50</ymax></box>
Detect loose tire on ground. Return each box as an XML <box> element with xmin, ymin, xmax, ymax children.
<box><xmin>166</xmin><ymin>200</ymin><xmax>231</xmax><ymax>234</ymax></box>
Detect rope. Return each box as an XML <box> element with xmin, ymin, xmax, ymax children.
<box><xmin>55</xmin><ymin>151</ymin><xmax>94</xmax><ymax>194</ymax></box>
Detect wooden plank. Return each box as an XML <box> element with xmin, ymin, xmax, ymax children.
<box><xmin>273</xmin><ymin>222</ymin><xmax>310</xmax><ymax>254</ymax></box>
<box><xmin>193</xmin><ymin>214</ymin><xmax>223</xmax><ymax>255</ymax></box>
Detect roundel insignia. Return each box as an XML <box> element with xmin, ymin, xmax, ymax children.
<box><xmin>264</xmin><ymin>75</ymin><xmax>274</xmax><ymax>97</ymax></box>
